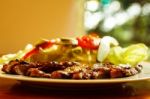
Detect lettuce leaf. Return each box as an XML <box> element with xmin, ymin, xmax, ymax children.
<box><xmin>106</xmin><ymin>43</ymin><xmax>148</xmax><ymax>66</ymax></box>
<box><xmin>106</xmin><ymin>46</ymin><xmax>124</xmax><ymax>65</ymax></box>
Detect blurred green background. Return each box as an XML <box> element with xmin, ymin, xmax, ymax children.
<box><xmin>84</xmin><ymin>0</ymin><xmax>150</xmax><ymax>61</ymax></box>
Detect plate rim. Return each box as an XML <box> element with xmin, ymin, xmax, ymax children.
<box><xmin>0</xmin><ymin>63</ymin><xmax>150</xmax><ymax>84</ymax></box>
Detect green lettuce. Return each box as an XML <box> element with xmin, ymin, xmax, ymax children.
<box><xmin>106</xmin><ymin>43</ymin><xmax>148</xmax><ymax>66</ymax></box>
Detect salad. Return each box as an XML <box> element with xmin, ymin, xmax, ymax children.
<box><xmin>0</xmin><ymin>34</ymin><xmax>148</xmax><ymax>79</ymax></box>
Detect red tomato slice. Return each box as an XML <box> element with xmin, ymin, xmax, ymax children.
<box><xmin>77</xmin><ymin>35</ymin><xmax>99</xmax><ymax>50</ymax></box>
<box><xmin>22</xmin><ymin>48</ymin><xmax>38</xmax><ymax>59</ymax></box>
<box><xmin>22</xmin><ymin>40</ymin><xmax>54</xmax><ymax>59</ymax></box>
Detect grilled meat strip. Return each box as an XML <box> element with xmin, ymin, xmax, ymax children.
<box><xmin>2</xmin><ymin>59</ymin><xmax>79</xmax><ymax>77</ymax></box>
<box><xmin>1</xmin><ymin>60</ymin><xmax>143</xmax><ymax>79</ymax></box>
<box><xmin>51</xmin><ymin>63</ymin><xmax>143</xmax><ymax>79</ymax></box>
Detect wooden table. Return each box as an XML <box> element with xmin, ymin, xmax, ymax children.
<box><xmin>0</xmin><ymin>78</ymin><xmax>150</xmax><ymax>99</ymax></box>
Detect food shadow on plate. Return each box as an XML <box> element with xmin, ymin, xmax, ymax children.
<box><xmin>9</xmin><ymin>82</ymin><xmax>137</xmax><ymax>97</ymax></box>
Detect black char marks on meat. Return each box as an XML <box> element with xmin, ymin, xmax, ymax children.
<box><xmin>26</xmin><ymin>68</ymin><xmax>51</xmax><ymax>78</ymax></box>
<box><xmin>2</xmin><ymin>59</ymin><xmax>80</xmax><ymax>77</ymax></box>
<box><xmin>2</xmin><ymin>60</ymin><xmax>143</xmax><ymax>79</ymax></box>
<box><xmin>51</xmin><ymin>63</ymin><xmax>143</xmax><ymax>79</ymax></box>
<box><xmin>37</xmin><ymin>61</ymin><xmax>80</xmax><ymax>73</ymax></box>
<box><xmin>2</xmin><ymin>60</ymin><xmax>31</xmax><ymax>75</ymax></box>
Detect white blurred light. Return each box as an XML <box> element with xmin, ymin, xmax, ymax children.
<box><xmin>85</xmin><ymin>11</ymin><xmax>103</xmax><ymax>30</ymax></box>
<box><xmin>25</xmin><ymin>44</ymin><xmax>33</xmax><ymax>50</ymax></box>
<box><xmin>102</xmin><ymin>16</ymin><xmax>117</xmax><ymax>32</ymax></box>
<box><xmin>84</xmin><ymin>0</ymin><xmax>148</xmax><ymax>32</ymax></box>
<box><xmin>115</xmin><ymin>12</ymin><xmax>128</xmax><ymax>25</ymax></box>
<box><xmin>127</xmin><ymin>3</ymin><xmax>141</xmax><ymax>18</ymax></box>
<box><xmin>109</xmin><ymin>0</ymin><xmax>121</xmax><ymax>14</ymax></box>
<box><xmin>142</xmin><ymin>3</ymin><xmax>150</xmax><ymax>15</ymax></box>
<box><xmin>86</xmin><ymin>0</ymin><xmax>99</xmax><ymax>12</ymax></box>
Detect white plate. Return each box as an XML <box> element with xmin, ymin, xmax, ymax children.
<box><xmin>0</xmin><ymin>62</ymin><xmax>150</xmax><ymax>87</ymax></box>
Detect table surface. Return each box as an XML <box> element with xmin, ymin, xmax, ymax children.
<box><xmin>0</xmin><ymin>79</ymin><xmax>150</xmax><ymax>99</ymax></box>
<box><xmin>0</xmin><ymin>62</ymin><xmax>150</xmax><ymax>99</ymax></box>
